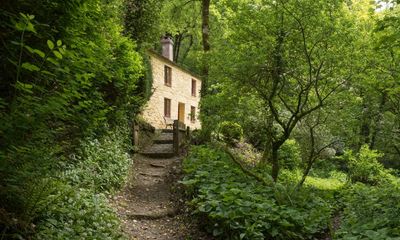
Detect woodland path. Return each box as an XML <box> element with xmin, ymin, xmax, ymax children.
<box><xmin>111</xmin><ymin>153</ymin><xmax>212</xmax><ymax>240</ymax></box>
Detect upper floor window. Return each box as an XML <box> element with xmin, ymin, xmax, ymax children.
<box><xmin>191</xmin><ymin>79</ymin><xmax>196</xmax><ymax>96</ymax></box>
<box><xmin>190</xmin><ymin>106</ymin><xmax>196</xmax><ymax>122</ymax></box>
<box><xmin>164</xmin><ymin>98</ymin><xmax>171</xmax><ymax>118</ymax></box>
<box><xmin>164</xmin><ymin>65</ymin><xmax>172</xmax><ymax>86</ymax></box>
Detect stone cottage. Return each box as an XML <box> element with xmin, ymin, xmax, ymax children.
<box><xmin>141</xmin><ymin>36</ymin><xmax>202</xmax><ymax>129</ymax></box>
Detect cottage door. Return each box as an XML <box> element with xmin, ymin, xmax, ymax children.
<box><xmin>178</xmin><ymin>102</ymin><xmax>185</xmax><ymax>123</ymax></box>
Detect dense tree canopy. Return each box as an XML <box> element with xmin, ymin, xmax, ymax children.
<box><xmin>1</xmin><ymin>0</ymin><xmax>400</xmax><ymax>239</ymax></box>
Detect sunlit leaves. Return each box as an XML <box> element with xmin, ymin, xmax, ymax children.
<box><xmin>15</xmin><ymin>13</ymin><xmax>36</xmax><ymax>33</ymax></box>
<box><xmin>21</xmin><ymin>62</ymin><xmax>40</xmax><ymax>72</ymax></box>
<box><xmin>47</xmin><ymin>40</ymin><xmax>54</xmax><ymax>50</ymax></box>
<box><xmin>1</xmin><ymin>2</ymin><xmax>143</xmax><ymax>238</ymax></box>
<box><xmin>53</xmin><ymin>50</ymin><xmax>63</xmax><ymax>59</ymax></box>
<box><xmin>15</xmin><ymin>81</ymin><xmax>34</xmax><ymax>94</ymax></box>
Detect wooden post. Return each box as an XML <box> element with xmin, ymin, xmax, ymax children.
<box><xmin>133</xmin><ymin>123</ymin><xmax>139</xmax><ymax>146</ymax></box>
<box><xmin>173</xmin><ymin>120</ymin><xmax>179</xmax><ymax>155</ymax></box>
<box><xmin>186</xmin><ymin>126</ymin><xmax>190</xmax><ymax>139</ymax></box>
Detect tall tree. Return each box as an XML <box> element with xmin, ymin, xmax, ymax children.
<box><xmin>201</xmin><ymin>0</ymin><xmax>211</xmax><ymax>96</ymax></box>
<box><xmin>212</xmin><ymin>0</ymin><xmax>360</xmax><ymax>181</ymax></box>
<box><xmin>124</xmin><ymin>0</ymin><xmax>165</xmax><ymax>47</ymax></box>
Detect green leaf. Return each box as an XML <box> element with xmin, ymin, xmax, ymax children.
<box><xmin>46</xmin><ymin>57</ymin><xmax>59</xmax><ymax>65</ymax></box>
<box><xmin>41</xmin><ymin>70</ymin><xmax>56</xmax><ymax>76</ymax></box>
<box><xmin>59</xmin><ymin>48</ymin><xmax>66</xmax><ymax>55</ymax></box>
<box><xmin>34</xmin><ymin>49</ymin><xmax>45</xmax><ymax>58</ymax></box>
<box><xmin>24</xmin><ymin>45</ymin><xmax>34</xmax><ymax>53</ymax></box>
<box><xmin>47</xmin><ymin>40</ymin><xmax>54</xmax><ymax>50</ymax></box>
<box><xmin>53</xmin><ymin>50</ymin><xmax>63</xmax><ymax>59</ymax></box>
<box><xmin>15</xmin><ymin>22</ymin><xmax>25</xmax><ymax>31</ymax></box>
<box><xmin>25</xmin><ymin>22</ymin><xmax>36</xmax><ymax>33</ymax></box>
<box><xmin>15</xmin><ymin>81</ymin><xmax>33</xmax><ymax>94</ymax></box>
<box><xmin>57</xmin><ymin>40</ymin><xmax>62</xmax><ymax>47</ymax></box>
<box><xmin>24</xmin><ymin>46</ymin><xmax>45</xmax><ymax>58</ymax></box>
<box><xmin>11</xmin><ymin>41</ymin><xmax>22</xmax><ymax>46</ymax></box>
<box><xmin>21</xmin><ymin>62</ymin><xmax>40</xmax><ymax>72</ymax></box>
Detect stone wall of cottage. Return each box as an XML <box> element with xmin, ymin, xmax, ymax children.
<box><xmin>141</xmin><ymin>54</ymin><xmax>202</xmax><ymax>129</ymax></box>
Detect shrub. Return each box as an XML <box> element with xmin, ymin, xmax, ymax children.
<box><xmin>0</xmin><ymin>1</ymin><xmax>142</xmax><ymax>238</ymax></box>
<box><xmin>34</xmin><ymin>183</ymin><xmax>125</xmax><ymax>240</ymax></box>
<box><xmin>218</xmin><ymin>121</ymin><xmax>243</xmax><ymax>145</ymax></box>
<box><xmin>190</xmin><ymin>129</ymin><xmax>210</xmax><ymax>145</ymax></box>
<box><xmin>182</xmin><ymin>146</ymin><xmax>333</xmax><ymax>240</ymax></box>
<box><xmin>63</xmin><ymin>130</ymin><xmax>131</xmax><ymax>193</ymax></box>
<box><xmin>343</xmin><ymin>145</ymin><xmax>388</xmax><ymax>185</ymax></box>
<box><xmin>336</xmin><ymin>182</ymin><xmax>400</xmax><ymax>239</ymax></box>
<box><xmin>34</xmin><ymin>130</ymin><xmax>130</xmax><ymax>239</ymax></box>
<box><xmin>278</xmin><ymin>139</ymin><xmax>302</xmax><ymax>170</ymax></box>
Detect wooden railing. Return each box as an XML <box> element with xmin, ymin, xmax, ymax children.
<box><xmin>173</xmin><ymin>120</ymin><xmax>190</xmax><ymax>155</ymax></box>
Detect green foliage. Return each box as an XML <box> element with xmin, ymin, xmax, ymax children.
<box><xmin>218</xmin><ymin>121</ymin><xmax>243</xmax><ymax>145</ymax></box>
<box><xmin>63</xmin><ymin>130</ymin><xmax>131</xmax><ymax>193</ymax></box>
<box><xmin>336</xmin><ymin>183</ymin><xmax>400</xmax><ymax>239</ymax></box>
<box><xmin>190</xmin><ymin>129</ymin><xmax>211</xmax><ymax>145</ymax></box>
<box><xmin>0</xmin><ymin>130</ymin><xmax>130</xmax><ymax>239</ymax></box>
<box><xmin>0</xmin><ymin>0</ymin><xmax>142</xmax><ymax>238</ymax></box>
<box><xmin>182</xmin><ymin>146</ymin><xmax>333</xmax><ymax>240</ymax></box>
<box><xmin>34</xmin><ymin>183</ymin><xmax>124</xmax><ymax>240</ymax></box>
<box><xmin>278</xmin><ymin>139</ymin><xmax>302</xmax><ymax>170</ymax></box>
<box><xmin>343</xmin><ymin>145</ymin><xmax>389</xmax><ymax>185</ymax></box>
<box><xmin>124</xmin><ymin>0</ymin><xmax>165</xmax><ymax>46</ymax></box>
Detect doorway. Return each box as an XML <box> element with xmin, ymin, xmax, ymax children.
<box><xmin>178</xmin><ymin>102</ymin><xmax>185</xmax><ymax>123</ymax></box>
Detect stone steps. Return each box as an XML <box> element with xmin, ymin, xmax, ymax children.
<box><xmin>153</xmin><ymin>139</ymin><xmax>173</xmax><ymax>144</ymax></box>
<box><xmin>161</xmin><ymin>129</ymin><xmax>173</xmax><ymax>133</ymax></box>
<box><xmin>140</xmin><ymin>151</ymin><xmax>175</xmax><ymax>158</ymax></box>
<box><xmin>127</xmin><ymin>208</ymin><xmax>177</xmax><ymax>220</ymax></box>
<box><xmin>153</xmin><ymin>132</ymin><xmax>173</xmax><ymax>144</ymax></box>
<box><xmin>140</xmin><ymin>130</ymin><xmax>174</xmax><ymax>158</ymax></box>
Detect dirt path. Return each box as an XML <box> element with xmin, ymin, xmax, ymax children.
<box><xmin>111</xmin><ymin>154</ymin><xmax>211</xmax><ymax>240</ymax></box>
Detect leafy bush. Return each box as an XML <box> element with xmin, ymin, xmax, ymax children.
<box><xmin>190</xmin><ymin>129</ymin><xmax>211</xmax><ymax>145</ymax></box>
<box><xmin>218</xmin><ymin>121</ymin><xmax>243</xmax><ymax>145</ymax></box>
<box><xmin>63</xmin><ymin>130</ymin><xmax>131</xmax><ymax>193</ymax></box>
<box><xmin>182</xmin><ymin>146</ymin><xmax>333</xmax><ymax>240</ymax></box>
<box><xmin>336</xmin><ymin>182</ymin><xmax>400</xmax><ymax>239</ymax></box>
<box><xmin>231</xmin><ymin>141</ymin><xmax>262</xmax><ymax>166</ymax></box>
<box><xmin>343</xmin><ymin>145</ymin><xmax>389</xmax><ymax>185</ymax></box>
<box><xmin>0</xmin><ymin>2</ymin><xmax>141</xmax><ymax>237</ymax></box>
<box><xmin>34</xmin><ymin>183</ymin><xmax>125</xmax><ymax>240</ymax></box>
<box><xmin>278</xmin><ymin>139</ymin><xmax>302</xmax><ymax>170</ymax></box>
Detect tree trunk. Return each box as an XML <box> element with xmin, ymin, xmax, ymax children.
<box><xmin>173</xmin><ymin>33</ymin><xmax>182</xmax><ymax>63</ymax></box>
<box><xmin>261</xmin><ymin>114</ymin><xmax>274</xmax><ymax>164</ymax></box>
<box><xmin>263</xmin><ymin>140</ymin><xmax>283</xmax><ymax>182</ymax></box>
<box><xmin>298</xmin><ymin>155</ymin><xmax>315</xmax><ymax>187</ymax></box>
<box><xmin>200</xmin><ymin>0</ymin><xmax>210</xmax><ymax>97</ymax></box>
<box><xmin>271</xmin><ymin>146</ymin><xmax>279</xmax><ymax>182</ymax></box>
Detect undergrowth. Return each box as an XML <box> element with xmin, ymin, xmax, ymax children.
<box><xmin>182</xmin><ymin>145</ymin><xmax>333</xmax><ymax>240</ymax></box>
<box><xmin>183</xmin><ymin>145</ymin><xmax>400</xmax><ymax>240</ymax></box>
<box><xmin>336</xmin><ymin>182</ymin><xmax>400</xmax><ymax>239</ymax></box>
<box><xmin>1</xmin><ymin>129</ymin><xmax>130</xmax><ymax>240</ymax></box>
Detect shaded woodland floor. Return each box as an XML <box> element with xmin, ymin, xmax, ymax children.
<box><xmin>110</xmin><ymin>154</ymin><xmax>212</xmax><ymax>240</ymax></box>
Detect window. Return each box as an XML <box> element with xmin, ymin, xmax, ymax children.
<box><xmin>190</xmin><ymin>106</ymin><xmax>196</xmax><ymax>122</ymax></box>
<box><xmin>164</xmin><ymin>98</ymin><xmax>171</xmax><ymax>118</ymax></box>
<box><xmin>191</xmin><ymin>79</ymin><xmax>196</xmax><ymax>96</ymax></box>
<box><xmin>164</xmin><ymin>65</ymin><xmax>172</xmax><ymax>86</ymax></box>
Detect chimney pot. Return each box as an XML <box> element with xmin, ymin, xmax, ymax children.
<box><xmin>161</xmin><ymin>36</ymin><xmax>174</xmax><ymax>61</ymax></box>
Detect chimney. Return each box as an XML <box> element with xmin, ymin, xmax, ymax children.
<box><xmin>161</xmin><ymin>35</ymin><xmax>174</xmax><ymax>61</ymax></box>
